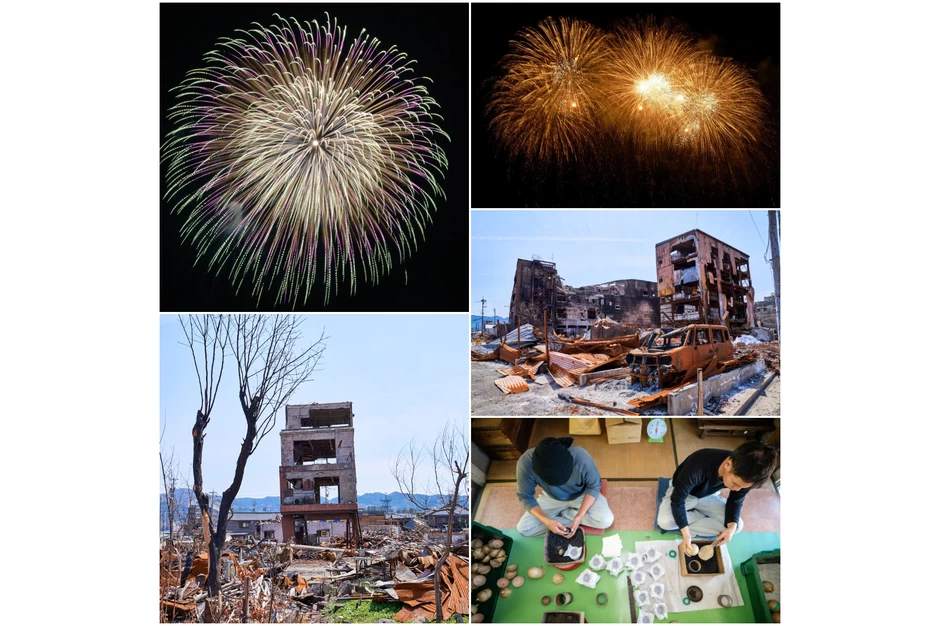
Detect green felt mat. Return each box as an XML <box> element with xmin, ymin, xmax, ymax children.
<box><xmin>487</xmin><ymin>530</ymin><xmax>780</xmax><ymax>623</ymax></box>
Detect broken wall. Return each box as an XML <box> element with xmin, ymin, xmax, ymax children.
<box><xmin>509</xmin><ymin>259</ymin><xmax>660</xmax><ymax>334</ymax></box>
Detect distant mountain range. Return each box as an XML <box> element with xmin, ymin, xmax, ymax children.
<box><xmin>161</xmin><ymin>490</ymin><xmax>467</xmax><ymax>525</ymax></box>
<box><xmin>471</xmin><ymin>315</ymin><xmax>509</xmax><ymax>331</ymax></box>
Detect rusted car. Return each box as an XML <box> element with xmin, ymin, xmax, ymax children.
<box><xmin>626</xmin><ymin>324</ymin><xmax>734</xmax><ymax>388</ymax></box>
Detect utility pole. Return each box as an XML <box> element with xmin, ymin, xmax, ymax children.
<box><xmin>479</xmin><ymin>297</ymin><xmax>486</xmax><ymax>332</ymax></box>
<box><xmin>768</xmin><ymin>210</ymin><xmax>781</xmax><ymax>339</ymax></box>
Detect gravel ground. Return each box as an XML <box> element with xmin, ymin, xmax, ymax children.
<box><xmin>471</xmin><ymin>361</ymin><xmax>780</xmax><ymax>416</ymax></box>
<box><xmin>471</xmin><ymin>360</ymin><xmax>657</xmax><ymax>416</ymax></box>
<box><xmin>710</xmin><ymin>371</ymin><xmax>781</xmax><ymax>415</ymax></box>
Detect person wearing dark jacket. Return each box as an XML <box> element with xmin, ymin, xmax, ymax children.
<box><xmin>657</xmin><ymin>441</ymin><xmax>777</xmax><ymax>555</ymax></box>
<box><xmin>515</xmin><ymin>437</ymin><xmax>614</xmax><ymax>537</ymax></box>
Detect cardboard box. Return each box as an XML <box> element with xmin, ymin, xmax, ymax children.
<box><xmin>569</xmin><ymin>418</ymin><xmax>602</xmax><ymax>435</ymax></box>
<box><xmin>605</xmin><ymin>418</ymin><xmax>642</xmax><ymax>444</ymax></box>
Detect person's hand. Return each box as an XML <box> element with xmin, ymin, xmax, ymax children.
<box><xmin>565</xmin><ymin>518</ymin><xmax>582</xmax><ymax>538</ymax></box>
<box><xmin>682</xmin><ymin>536</ymin><xmax>695</xmax><ymax>556</ymax></box>
<box><xmin>546</xmin><ymin>519</ymin><xmax>569</xmax><ymax>536</ymax></box>
<box><xmin>715</xmin><ymin>526</ymin><xmax>735</xmax><ymax>546</ymax></box>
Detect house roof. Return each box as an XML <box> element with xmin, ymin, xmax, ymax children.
<box><xmin>228</xmin><ymin>512</ymin><xmax>280</xmax><ymax>522</ymax></box>
<box><xmin>429</xmin><ymin>505</ymin><xmax>469</xmax><ymax>516</ymax></box>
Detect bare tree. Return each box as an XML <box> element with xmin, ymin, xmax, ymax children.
<box><xmin>179</xmin><ymin>314</ymin><xmax>327</xmax><ymax>604</ymax></box>
<box><xmin>391</xmin><ymin>421</ymin><xmax>469</xmax><ymax>622</ymax></box>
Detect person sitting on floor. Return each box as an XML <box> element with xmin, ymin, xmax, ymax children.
<box><xmin>516</xmin><ymin>436</ymin><xmax>614</xmax><ymax>537</ymax></box>
<box><xmin>657</xmin><ymin>440</ymin><xmax>777</xmax><ymax>555</ymax></box>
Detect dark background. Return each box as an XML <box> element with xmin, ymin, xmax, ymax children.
<box><xmin>471</xmin><ymin>2</ymin><xmax>781</xmax><ymax>208</ymax></box>
<box><xmin>160</xmin><ymin>3</ymin><xmax>469</xmax><ymax>312</ymax></box>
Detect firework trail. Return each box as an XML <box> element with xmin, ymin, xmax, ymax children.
<box><xmin>487</xmin><ymin>17</ymin><xmax>610</xmax><ymax>165</ymax></box>
<box><xmin>163</xmin><ymin>14</ymin><xmax>448</xmax><ymax>306</ymax></box>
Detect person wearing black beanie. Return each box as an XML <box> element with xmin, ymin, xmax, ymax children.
<box><xmin>515</xmin><ymin>436</ymin><xmax>613</xmax><ymax>537</ymax></box>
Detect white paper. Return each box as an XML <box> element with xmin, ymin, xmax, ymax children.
<box><xmin>648</xmin><ymin>562</ymin><xmax>666</xmax><ymax>581</ymax></box>
<box><xmin>650</xmin><ymin>582</ymin><xmax>665</xmax><ymax>599</ymax></box>
<box><xmin>635</xmin><ymin>590</ymin><xmax>650</xmax><ymax>606</ymax></box>
<box><xmin>638</xmin><ymin>609</ymin><xmax>654</xmax><ymax>623</ymax></box>
<box><xmin>602</xmin><ymin>534</ymin><xmax>624</xmax><ymax>558</ymax></box>
<box><xmin>626</xmin><ymin>552</ymin><xmax>643</xmax><ymax>570</ymax></box>
<box><xmin>630</xmin><ymin>569</ymin><xmax>647</xmax><ymax>586</ymax></box>
<box><xmin>588</xmin><ymin>554</ymin><xmax>607</xmax><ymax>571</ymax></box>
<box><xmin>606</xmin><ymin>556</ymin><xmax>625</xmax><ymax>577</ymax></box>
<box><xmin>653</xmin><ymin>603</ymin><xmax>668</xmax><ymax>620</ymax></box>
<box><xmin>563</xmin><ymin>544</ymin><xmax>582</xmax><ymax>561</ymax></box>
<box><xmin>642</xmin><ymin>547</ymin><xmax>662</xmax><ymax>563</ymax></box>
<box><xmin>576</xmin><ymin>569</ymin><xmax>601</xmax><ymax>589</ymax></box>
<box><xmin>634</xmin><ymin>539</ymin><xmax>744</xmax><ymax>614</ymax></box>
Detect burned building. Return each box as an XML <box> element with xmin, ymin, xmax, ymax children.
<box><xmin>508</xmin><ymin>258</ymin><xmax>660</xmax><ymax>335</ymax></box>
<box><xmin>754</xmin><ymin>294</ymin><xmax>778</xmax><ymax>329</ymax></box>
<box><xmin>655</xmin><ymin>230</ymin><xmax>755</xmax><ymax>334</ymax></box>
<box><xmin>278</xmin><ymin>402</ymin><xmax>360</xmax><ymax>546</ymax></box>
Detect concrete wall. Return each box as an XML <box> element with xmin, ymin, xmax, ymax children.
<box><xmin>666</xmin><ymin>360</ymin><xmax>766</xmax><ymax>415</ymax></box>
<box><xmin>285</xmin><ymin>402</ymin><xmax>353</xmax><ymax>429</ymax></box>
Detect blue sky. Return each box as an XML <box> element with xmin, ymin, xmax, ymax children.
<box><xmin>160</xmin><ymin>314</ymin><xmax>468</xmax><ymax>498</ymax></box>
<box><xmin>471</xmin><ymin>210</ymin><xmax>777</xmax><ymax>316</ymax></box>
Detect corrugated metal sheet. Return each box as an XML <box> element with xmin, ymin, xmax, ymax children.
<box><xmin>494</xmin><ymin>375</ymin><xmax>530</xmax><ymax>394</ymax></box>
<box><xmin>471</xmin><ymin>344</ymin><xmax>500</xmax><ymax>361</ymax></box>
<box><xmin>497</xmin><ymin>361</ymin><xmax>542</xmax><ymax>379</ymax></box>
<box><xmin>498</xmin><ymin>324</ymin><xmax>539</xmax><ymax>347</ymax></box>
<box><xmin>549</xmin><ymin>363</ymin><xmax>577</xmax><ymax>388</ymax></box>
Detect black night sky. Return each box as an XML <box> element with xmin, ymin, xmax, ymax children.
<box><xmin>472</xmin><ymin>2</ymin><xmax>780</xmax><ymax>208</ymax></box>
<box><xmin>160</xmin><ymin>3</ymin><xmax>469</xmax><ymax>312</ymax></box>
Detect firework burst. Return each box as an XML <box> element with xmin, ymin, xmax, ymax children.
<box><xmin>487</xmin><ymin>17</ymin><xmax>610</xmax><ymax>165</ymax></box>
<box><xmin>603</xmin><ymin>18</ymin><xmax>767</xmax><ymax>161</ymax></box>
<box><xmin>163</xmin><ymin>14</ymin><xmax>448</xmax><ymax>306</ymax></box>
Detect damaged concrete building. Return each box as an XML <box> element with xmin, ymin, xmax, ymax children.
<box><xmin>278</xmin><ymin>402</ymin><xmax>360</xmax><ymax>546</ymax></box>
<box><xmin>508</xmin><ymin>258</ymin><xmax>660</xmax><ymax>336</ymax></box>
<box><xmin>754</xmin><ymin>294</ymin><xmax>778</xmax><ymax>329</ymax></box>
<box><xmin>655</xmin><ymin>230</ymin><xmax>755</xmax><ymax>334</ymax></box>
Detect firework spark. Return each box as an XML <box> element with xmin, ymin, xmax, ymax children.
<box><xmin>487</xmin><ymin>17</ymin><xmax>610</xmax><ymax>165</ymax></box>
<box><xmin>163</xmin><ymin>14</ymin><xmax>448</xmax><ymax>306</ymax></box>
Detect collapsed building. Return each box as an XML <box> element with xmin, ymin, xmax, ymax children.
<box><xmin>655</xmin><ymin>229</ymin><xmax>755</xmax><ymax>334</ymax></box>
<box><xmin>278</xmin><ymin>402</ymin><xmax>360</xmax><ymax>546</ymax></box>
<box><xmin>508</xmin><ymin>258</ymin><xmax>660</xmax><ymax>335</ymax></box>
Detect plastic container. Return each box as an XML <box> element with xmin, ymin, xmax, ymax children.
<box><xmin>741</xmin><ymin>549</ymin><xmax>780</xmax><ymax>623</ymax></box>
<box><xmin>471</xmin><ymin>522</ymin><xmax>514</xmax><ymax>623</ymax></box>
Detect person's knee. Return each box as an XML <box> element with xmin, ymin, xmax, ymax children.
<box><xmin>596</xmin><ymin>507</ymin><xmax>614</xmax><ymax>529</ymax></box>
<box><xmin>517</xmin><ymin>515</ymin><xmax>541</xmax><ymax>537</ymax></box>
<box><xmin>657</xmin><ymin>508</ymin><xmax>677</xmax><ymax>530</ymax></box>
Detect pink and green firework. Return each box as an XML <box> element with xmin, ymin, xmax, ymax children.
<box><xmin>163</xmin><ymin>14</ymin><xmax>448</xmax><ymax>306</ymax></box>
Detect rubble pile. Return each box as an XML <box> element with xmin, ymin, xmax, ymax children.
<box><xmin>734</xmin><ymin>340</ymin><xmax>780</xmax><ymax>372</ymax></box>
<box><xmin>474</xmin><ymin>322</ymin><xmax>641</xmax><ymax>393</ymax></box>
<box><xmin>159</xmin><ymin>531</ymin><xmax>469</xmax><ymax>623</ymax></box>
<box><xmin>472</xmin><ymin>320</ymin><xmax>779</xmax><ymax>415</ymax></box>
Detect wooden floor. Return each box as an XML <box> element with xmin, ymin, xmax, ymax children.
<box><xmin>485</xmin><ymin>418</ymin><xmax>776</xmax><ymax>484</ymax></box>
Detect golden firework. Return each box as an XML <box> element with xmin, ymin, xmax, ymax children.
<box><xmin>602</xmin><ymin>18</ymin><xmax>767</xmax><ymax>161</ymax></box>
<box><xmin>487</xmin><ymin>17</ymin><xmax>610</xmax><ymax>164</ymax></box>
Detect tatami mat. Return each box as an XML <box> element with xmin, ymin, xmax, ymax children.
<box><xmin>485</xmin><ymin>418</ymin><xmax>776</xmax><ymax>489</ymax></box>
<box><xmin>475</xmin><ymin>482</ymin><xmax>779</xmax><ymax>533</ymax></box>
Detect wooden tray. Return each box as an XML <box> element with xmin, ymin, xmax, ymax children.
<box><xmin>680</xmin><ymin>540</ymin><xmax>725</xmax><ymax>576</ymax></box>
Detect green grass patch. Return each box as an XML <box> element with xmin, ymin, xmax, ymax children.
<box><xmin>323</xmin><ymin>599</ymin><xmax>462</xmax><ymax>623</ymax></box>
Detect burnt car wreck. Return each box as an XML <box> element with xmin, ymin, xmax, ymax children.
<box><xmin>627</xmin><ymin>325</ymin><xmax>734</xmax><ymax>389</ymax></box>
